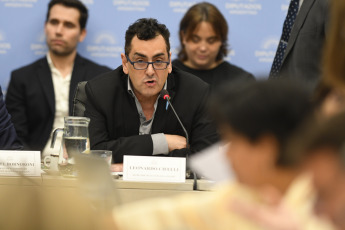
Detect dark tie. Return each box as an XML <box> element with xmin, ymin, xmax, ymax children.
<box><xmin>270</xmin><ymin>0</ymin><xmax>300</xmax><ymax>78</ymax></box>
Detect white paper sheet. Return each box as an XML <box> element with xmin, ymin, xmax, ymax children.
<box><xmin>189</xmin><ymin>142</ymin><xmax>236</xmax><ymax>183</ymax></box>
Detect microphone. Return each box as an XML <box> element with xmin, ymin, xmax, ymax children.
<box><xmin>160</xmin><ymin>89</ymin><xmax>198</xmax><ymax>190</ymax></box>
<box><xmin>160</xmin><ymin>89</ymin><xmax>189</xmax><ymax>148</ymax></box>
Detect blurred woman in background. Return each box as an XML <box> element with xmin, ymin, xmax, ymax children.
<box><xmin>172</xmin><ymin>2</ymin><xmax>254</xmax><ymax>90</ymax></box>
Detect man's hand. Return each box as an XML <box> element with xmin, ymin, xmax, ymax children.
<box><xmin>164</xmin><ymin>134</ymin><xmax>187</xmax><ymax>151</ymax></box>
<box><xmin>110</xmin><ymin>164</ymin><xmax>123</xmax><ymax>172</ymax></box>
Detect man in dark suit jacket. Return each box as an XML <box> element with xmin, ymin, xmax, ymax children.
<box><xmin>85</xmin><ymin>18</ymin><xmax>219</xmax><ymax>163</ymax></box>
<box><xmin>0</xmin><ymin>86</ymin><xmax>22</xmax><ymax>150</ymax></box>
<box><xmin>5</xmin><ymin>0</ymin><xmax>111</xmax><ymax>154</ymax></box>
<box><xmin>270</xmin><ymin>0</ymin><xmax>329</xmax><ymax>89</ymax></box>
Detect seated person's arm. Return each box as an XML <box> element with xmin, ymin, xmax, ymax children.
<box><xmin>5</xmin><ymin>74</ymin><xmax>29</xmax><ymax>148</ymax></box>
<box><xmin>166</xmin><ymin>88</ymin><xmax>219</xmax><ymax>158</ymax></box>
<box><xmin>150</xmin><ymin>133</ymin><xmax>187</xmax><ymax>156</ymax></box>
<box><xmin>164</xmin><ymin>134</ymin><xmax>186</xmax><ymax>151</ymax></box>
<box><xmin>85</xmin><ymin>82</ymin><xmax>218</xmax><ymax>162</ymax></box>
<box><xmin>0</xmin><ymin>85</ymin><xmax>22</xmax><ymax>149</ymax></box>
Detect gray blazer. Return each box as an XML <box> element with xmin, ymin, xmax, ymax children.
<box><xmin>276</xmin><ymin>0</ymin><xmax>329</xmax><ymax>89</ymax></box>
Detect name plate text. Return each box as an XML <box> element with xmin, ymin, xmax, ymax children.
<box><xmin>0</xmin><ymin>151</ymin><xmax>41</xmax><ymax>176</ymax></box>
<box><xmin>123</xmin><ymin>155</ymin><xmax>186</xmax><ymax>183</ymax></box>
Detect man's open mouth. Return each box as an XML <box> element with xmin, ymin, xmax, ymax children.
<box><xmin>145</xmin><ymin>80</ymin><xmax>156</xmax><ymax>86</ymax></box>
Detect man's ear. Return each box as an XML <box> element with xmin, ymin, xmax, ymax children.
<box><xmin>121</xmin><ymin>53</ymin><xmax>129</xmax><ymax>74</ymax></box>
<box><xmin>79</xmin><ymin>29</ymin><xmax>87</xmax><ymax>42</ymax></box>
<box><xmin>44</xmin><ymin>22</ymin><xmax>48</xmax><ymax>37</ymax></box>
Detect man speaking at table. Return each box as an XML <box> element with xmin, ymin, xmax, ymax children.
<box><xmin>84</xmin><ymin>18</ymin><xmax>219</xmax><ymax>163</ymax></box>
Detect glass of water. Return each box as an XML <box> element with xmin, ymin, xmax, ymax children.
<box><xmin>51</xmin><ymin>116</ymin><xmax>90</xmax><ymax>177</ymax></box>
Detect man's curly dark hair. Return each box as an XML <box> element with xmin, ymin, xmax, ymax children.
<box><xmin>125</xmin><ymin>18</ymin><xmax>170</xmax><ymax>56</ymax></box>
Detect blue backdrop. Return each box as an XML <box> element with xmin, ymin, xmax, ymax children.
<box><xmin>0</xmin><ymin>0</ymin><xmax>290</xmax><ymax>93</ymax></box>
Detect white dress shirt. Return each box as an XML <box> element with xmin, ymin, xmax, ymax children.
<box><xmin>300</xmin><ymin>0</ymin><xmax>304</xmax><ymax>9</ymax></box>
<box><xmin>127</xmin><ymin>77</ymin><xmax>169</xmax><ymax>155</ymax></box>
<box><xmin>42</xmin><ymin>53</ymin><xmax>72</xmax><ymax>158</ymax></box>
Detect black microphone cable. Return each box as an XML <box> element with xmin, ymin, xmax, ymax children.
<box><xmin>160</xmin><ymin>90</ymin><xmax>198</xmax><ymax>190</ymax></box>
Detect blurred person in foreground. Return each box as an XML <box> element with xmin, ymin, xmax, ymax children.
<box><xmin>313</xmin><ymin>0</ymin><xmax>345</xmax><ymax>118</ymax></box>
<box><xmin>296</xmin><ymin>112</ymin><xmax>345</xmax><ymax>230</ymax></box>
<box><xmin>110</xmin><ymin>80</ymin><xmax>334</xmax><ymax>230</ymax></box>
<box><xmin>251</xmin><ymin>111</ymin><xmax>345</xmax><ymax>230</ymax></box>
<box><xmin>0</xmin><ymin>181</ymin><xmax>115</xmax><ymax>230</ymax></box>
<box><xmin>5</xmin><ymin>0</ymin><xmax>111</xmax><ymax>158</ymax></box>
<box><xmin>172</xmin><ymin>2</ymin><xmax>254</xmax><ymax>90</ymax></box>
<box><xmin>84</xmin><ymin>18</ymin><xmax>219</xmax><ymax>163</ymax></box>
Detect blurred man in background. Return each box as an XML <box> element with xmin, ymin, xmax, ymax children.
<box><xmin>5</xmin><ymin>0</ymin><xmax>111</xmax><ymax>158</ymax></box>
<box><xmin>270</xmin><ymin>0</ymin><xmax>329</xmax><ymax>89</ymax></box>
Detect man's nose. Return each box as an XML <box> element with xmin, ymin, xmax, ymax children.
<box><xmin>55</xmin><ymin>23</ymin><xmax>63</xmax><ymax>34</ymax></box>
<box><xmin>145</xmin><ymin>63</ymin><xmax>155</xmax><ymax>76</ymax></box>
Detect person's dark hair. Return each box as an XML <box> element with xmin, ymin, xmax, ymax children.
<box><xmin>296</xmin><ymin>111</ymin><xmax>345</xmax><ymax>165</ymax></box>
<box><xmin>210</xmin><ymin>79</ymin><xmax>313</xmax><ymax>167</ymax></box>
<box><xmin>125</xmin><ymin>18</ymin><xmax>170</xmax><ymax>56</ymax></box>
<box><xmin>313</xmin><ymin>79</ymin><xmax>333</xmax><ymax>107</ymax></box>
<box><xmin>46</xmin><ymin>0</ymin><xmax>88</xmax><ymax>30</ymax></box>
<box><xmin>323</xmin><ymin>0</ymin><xmax>345</xmax><ymax>89</ymax></box>
<box><xmin>178</xmin><ymin>2</ymin><xmax>228</xmax><ymax>62</ymax></box>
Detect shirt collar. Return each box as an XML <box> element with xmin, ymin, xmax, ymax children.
<box><xmin>46</xmin><ymin>52</ymin><xmax>54</xmax><ymax>69</ymax></box>
<box><xmin>46</xmin><ymin>52</ymin><xmax>74</xmax><ymax>78</ymax></box>
<box><xmin>47</xmin><ymin>52</ymin><xmax>74</xmax><ymax>81</ymax></box>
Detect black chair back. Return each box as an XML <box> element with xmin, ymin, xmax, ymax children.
<box><xmin>72</xmin><ymin>81</ymin><xmax>88</xmax><ymax>117</ymax></box>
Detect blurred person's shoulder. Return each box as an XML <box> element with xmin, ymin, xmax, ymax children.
<box><xmin>283</xmin><ymin>173</ymin><xmax>336</xmax><ymax>230</ymax></box>
<box><xmin>11</xmin><ymin>57</ymin><xmax>47</xmax><ymax>80</ymax></box>
<box><xmin>170</xmin><ymin>65</ymin><xmax>210</xmax><ymax>91</ymax></box>
<box><xmin>74</xmin><ymin>55</ymin><xmax>112</xmax><ymax>74</ymax></box>
<box><xmin>219</xmin><ymin>61</ymin><xmax>255</xmax><ymax>81</ymax></box>
<box><xmin>86</xmin><ymin>65</ymin><xmax>127</xmax><ymax>96</ymax></box>
<box><xmin>112</xmin><ymin>182</ymin><xmax>264</xmax><ymax>230</ymax></box>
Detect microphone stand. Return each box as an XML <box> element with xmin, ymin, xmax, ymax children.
<box><xmin>161</xmin><ymin>91</ymin><xmax>198</xmax><ymax>190</ymax></box>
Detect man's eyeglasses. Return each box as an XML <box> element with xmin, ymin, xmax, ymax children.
<box><xmin>126</xmin><ymin>55</ymin><xmax>170</xmax><ymax>70</ymax></box>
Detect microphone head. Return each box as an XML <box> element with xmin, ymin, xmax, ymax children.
<box><xmin>160</xmin><ymin>89</ymin><xmax>170</xmax><ymax>100</ymax></box>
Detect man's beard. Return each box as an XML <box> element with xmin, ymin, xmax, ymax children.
<box><xmin>49</xmin><ymin>43</ymin><xmax>75</xmax><ymax>57</ymax></box>
<box><xmin>50</xmin><ymin>48</ymin><xmax>75</xmax><ymax>57</ymax></box>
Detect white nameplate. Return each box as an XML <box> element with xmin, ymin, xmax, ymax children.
<box><xmin>123</xmin><ymin>155</ymin><xmax>186</xmax><ymax>183</ymax></box>
<box><xmin>0</xmin><ymin>151</ymin><xmax>41</xmax><ymax>176</ymax></box>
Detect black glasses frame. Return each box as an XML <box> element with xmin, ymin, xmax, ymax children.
<box><xmin>125</xmin><ymin>55</ymin><xmax>170</xmax><ymax>70</ymax></box>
